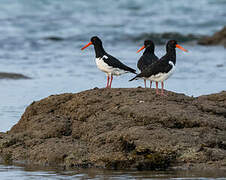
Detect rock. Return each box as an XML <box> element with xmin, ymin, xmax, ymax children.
<box><xmin>129</xmin><ymin>32</ymin><xmax>203</xmax><ymax>45</ymax></box>
<box><xmin>0</xmin><ymin>72</ymin><xmax>30</xmax><ymax>79</ymax></box>
<box><xmin>0</xmin><ymin>88</ymin><xmax>226</xmax><ymax>170</ymax></box>
<box><xmin>198</xmin><ymin>26</ymin><xmax>226</xmax><ymax>47</ymax></box>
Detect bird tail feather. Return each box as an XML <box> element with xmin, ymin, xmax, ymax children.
<box><xmin>129</xmin><ymin>76</ymin><xmax>138</xmax><ymax>81</ymax></box>
<box><xmin>129</xmin><ymin>68</ymin><xmax>137</xmax><ymax>74</ymax></box>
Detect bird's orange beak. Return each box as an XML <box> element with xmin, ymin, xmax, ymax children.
<box><xmin>136</xmin><ymin>45</ymin><xmax>145</xmax><ymax>53</ymax></box>
<box><xmin>176</xmin><ymin>44</ymin><xmax>188</xmax><ymax>52</ymax></box>
<box><xmin>81</xmin><ymin>42</ymin><xmax>92</xmax><ymax>50</ymax></box>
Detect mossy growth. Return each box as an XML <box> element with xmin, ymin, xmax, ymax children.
<box><xmin>137</xmin><ymin>152</ymin><xmax>171</xmax><ymax>170</ymax></box>
<box><xmin>2</xmin><ymin>153</ymin><xmax>13</xmax><ymax>165</ymax></box>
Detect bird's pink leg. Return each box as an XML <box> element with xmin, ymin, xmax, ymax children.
<box><xmin>156</xmin><ymin>82</ymin><xmax>159</xmax><ymax>94</ymax></box>
<box><xmin>106</xmin><ymin>75</ymin><xmax>110</xmax><ymax>88</ymax></box>
<box><xmin>109</xmin><ymin>75</ymin><xmax>113</xmax><ymax>88</ymax></box>
<box><xmin>150</xmin><ymin>81</ymin><xmax>152</xmax><ymax>88</ymax></box>
<box><xmin>161</xmin><ymin>81</ymin><xmax>167</xmax><ymax>96</ymax></box>
<box><xmin>144</xmin><ymin>79</ymin><xmax>146</xmax><ymax>88</ymax></box>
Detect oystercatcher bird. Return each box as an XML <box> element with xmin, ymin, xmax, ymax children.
<box><xmin>137</xmin><ymin>40</ymin><xmax>159</xmax><ymax>88</ymax></box>
<box><xmin>130</xmin><ymin>40</ymin><xmax>188</xmax><ymax>95</ymax></box>
<box><xmin>81</xmin><ymin>36</ymin><xmax>136</xmax><ymax>88</ymax></box>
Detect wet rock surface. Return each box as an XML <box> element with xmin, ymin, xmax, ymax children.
<box><xmin>0</xmin><ymin>88</ymin><xmax>226</xmax><ymax>170</ymax></box>
<box><xmin>198</xmin><ymin>26</ymin><xmax>226</xmax><ymax>47</ymax></box>
<box><xmin>0</xmin><ymin>72</ymin><xmax>30</xmax><ymax>79</ymax></box>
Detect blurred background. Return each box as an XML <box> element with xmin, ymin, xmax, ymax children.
<box><xmin>0</xmin><ymin>0</ymin><xmax>225</xmax><ymax>132</ymax></box>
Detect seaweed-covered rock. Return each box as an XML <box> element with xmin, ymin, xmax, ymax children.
<box><xmin>0</xmin><ymin>88</ymin><xmax>226</xmax><ymax>170</ymax></box>
<box><xmin>198</xmin><ymin>26</ymin><xmax>226</xmax><ymax>47</ymax></box>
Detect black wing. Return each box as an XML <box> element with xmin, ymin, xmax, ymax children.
<box><xmin>137</xmin><ymin>54</ymin><xmax>159</xmax><ymax>72</ymax></box>
<box><xmin>103</xmin><ymin>54</ymin><xmax>136</xmax><ymax>74</ymax></box>
<box><xmin>130</xmin><ymin>59</ymin><xmax>172</xmax><ymax>81</ymax></box>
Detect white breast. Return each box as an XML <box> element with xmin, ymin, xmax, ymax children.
<box><xmin>148</xmin><ymin>61</ymin><xmax>176</xmax><ymax>82</ymax></box>
<box><xmin>95</xmin><ymin>56</ymin><xmax>127</xmax><ymax>76</ymax></box>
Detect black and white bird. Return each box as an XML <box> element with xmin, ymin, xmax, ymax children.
<box><xmin>137</xmin><ymin>40</ymin><xmax>159</xmax><ymax>88</ymax></box>
<box><xmin>130</xmin><ymin>40</ymin><xmax>188</xmax><ymax>95</ymax></box>
<box><xmin>81</xmin><ymin>36</ymin><xmax>136</xmax><ymax>88</ymax></box>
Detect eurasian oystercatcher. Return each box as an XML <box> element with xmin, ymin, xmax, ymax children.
<box><xmin>137</xmin><ymin>40</ymin><xmax>159</xmax><ymax>88</ymax></box>
<box><xmin>81</xmin><ymin>36</ymin><xmax>136</xmax><ymax>88</ymax></box>
<box><xmin>130</xmin><ymin>40</ymin><xmax>188</xmax><ymax>95</ymax></box>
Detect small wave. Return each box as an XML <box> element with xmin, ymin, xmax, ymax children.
<box><xmin>128</xmin><ymin>32</ymin><xmax>204</xmax><ymax>44</ymax></box>
<box><xmin>41</xmin><ymin>35</ymin><xmax>88</xmax><ymax>43</ymax></box>
<box><xmin>42</xmin><ymin>36</ymin><xmax>65</xmax><ymax>41</ymax></box>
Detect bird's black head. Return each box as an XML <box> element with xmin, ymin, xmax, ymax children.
<box><xmin>167</xmin><ymin>40</ymin><xmax>178</xmax><ymax>49</ymax></box>
<box><xmin>90</xmin><ymin>36</ymin><xmax>102</xmax><ymax>46</ymax></box>
<box><xmin>144</xmin><ymin>40</ymin><xmax>155</xmax><ymax>48</ymax></box>
<box><xmin>137</xmin><ymin>40</ymin><xmax>155</xmax><ymax>53</ymax></box>
<box><xmin>81</xmin><ymin>36</ymin><xmax>103</xmax><ymax>51</ymax></box>
<box><xmin>166</xmin><ymin>40</ymin><xmax>188</xmax><ymax>52</ymax></box>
